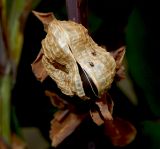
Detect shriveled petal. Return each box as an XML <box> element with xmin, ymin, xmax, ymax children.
<box><xmin>45</xmin><ymin>90</ymin><xmax>68</xmax><ymax>109</ymax></box>
<box><xmin>95</xmin><ymin>93</ymin><xmax>113</xmax><ymax>120</ymax></box>
<box><xmin>105</xmin><ymin>93</ymin><xmax>114</xmax><ymax>114</ymax></box>
<box><xmin>95</xmin><ymin>102</ymin><xmax>113</xmax><ymax>120</ymax></box>
<box><xmin>50</xmin><ymin>111</ymin><xmax>86</xmax><ymax>147</ymax></box>
<box><xmin>31</xmin><ymin>49</ymin><xmax>48</xmax><ymax>82</ymax></box>
<box><xmin>90</xmin><ymin>109</ymin><xmax>104</xmax><ymax>126</ymax></box>
<box><xmin>90</xmin><ymin>92</ymin><xmax>113</xmax><ymax>125</ymax></box>
<box><xmin>110</xmin><ymin>46</ymin><xmax>126</xmax><ymax>81</ymax></box>
<box><xmin>110</xmin><ymin>46</ymin><xmax>125</xmax><ymax>70</ymax></box>
<box><xmin>104</xmin><ymin>117</ymin><xmax>137</xmax><ymax>147</ymax></box>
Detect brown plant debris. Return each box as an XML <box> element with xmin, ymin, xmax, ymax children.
<box><xmin>104</xmin><ymin>117</ymin><xmax>137</xmax><ymax>147</ymax></box>
<box><xmin>31</xmin><ymin>11</ymin><xmax>136</xmax><ymax>148</ymax></box>
<box><xmin>90</xmin><ymin>92</ymin><xmax>114</xmax><ymax>126</ymax></box>
<box><xmin>110</xmin><ymin>46</ymin><xmax>126</xmax><ymax>81</ymax></box>
<box><xmin>50</xmin><ymin>110</ymin><xmax>86</xmax><ymax>147</ymax></box>
<box><xmin>45</xmin><ymin>90</ymin><xmax>68</xmax><ymax>109</ymax></box>
<box><xmin>31</xmin><ymin>49</ymin><xmax>48</xmax><ymax>82</ymax></box>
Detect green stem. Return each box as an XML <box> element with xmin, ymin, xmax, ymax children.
<box><xmin>0</xmin><ymin>65</ymin><xmax>12</xmax><ymax>144</ymax></box>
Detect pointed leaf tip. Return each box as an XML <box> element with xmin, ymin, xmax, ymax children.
<box><xmin>111</xmin><ymin>46</ymin><xmax>126</xmax><ymax>69</ymax></box>
<box><xmin>32</xmin><ymin>10</ymin><xmax>55</xmax><ymax>31</ymax></box>
<box><xmin>32</xmin><ymin>10</ymin><xmax>55</xmax><ymax>23</ymax></box>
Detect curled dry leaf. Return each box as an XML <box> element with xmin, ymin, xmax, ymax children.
<box><xmin>90</xmin><ymin>109</ymin><xmax>104</xmax><ymax>126</ymax></box>
<box><xmin>110</xmin><ymin>46</ymin><xmax>126</xmax><ymax>81</ymax></box>
<box><xmin>45</xmin><ymin>90</ymin><xmax>68</xmax><ymax>109</ymax></box>
<box><xmin>90</xmin><ymin>92</ymin><xmax>114</xmax><ymax>125</ymax></box>
<box><xmin>45</xmin><ymin>90</ymin><xmax>88</xmax><ymax>147</ymax></box>
<box><xmin>104</xmin><ymin>117</ymin><xmax>137</xmax><ymax>147</ymax></box>
<box><xmin>32</xmin><ymin>11</ymin><xmax>55</xmax><ymax>32</ymax></box>
<box><xmin>31</xmin><ymin>11</ymin><xmax>135</xmax><ymax>148</ymax></box>
<box><xmin>31</xmin><ymin>11</ymin><xmax>118</xmax><ymax>99</ymax></box>
<box><xmin>50</xmin><ymin>110</ymin><xmax>86</xmax><ymax>147</ymax></box>
<box><xmin>110</xmin><ymin>46</ymin><xmax>125</xmax><ymax>70</ymax></box>
<box><xmin>31</xmin><ymin>49</ymin><xmax>48</xmax><ymax>82</ymax></box>
<box><xmin>95</xmin><ymin>93</ymin><xmax>113</xmax><ymax>120</ymax></box>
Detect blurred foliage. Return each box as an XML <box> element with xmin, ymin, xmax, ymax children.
<box><xmin>126</xmin><ymin>7</ymin><xmax>160</xmax><ymax>117</ymax></box>
<box><xmin>8</xmin><ymin>0</ymin><xmax>42</xmax><ymax>66</ymax></box>
<box><xmin>141</xmin><ymin>120</ymin><xmax>160</xmax><ymax>149</ymax></box>
<box><xmin>0</xmin><ymin>71</ymin><xmax>12</xmax><ymax>143</ymax></box>
<box><xmin>125</xmin><ymin>5</ymin><xmax>160</xmax><ymax>149</ymax></box>
<box><xmin>0</xmin><ymin>0</ymin><xmax>42</xmax><ymax>147</ymax></box>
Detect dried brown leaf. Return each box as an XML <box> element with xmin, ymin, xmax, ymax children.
<box><xmin>110</xmin><ymin>46</ymin><xmax>126</xmax><ymax>81</ymax></box>
<box><xmin>45</xmin><ymin>90</ymin><xmax>68</xmax><ymax>109</ymax></box>
<box><xmin>50</xmin><ymin>111</ymin><xmax>86</xmax><ymax>147</ymax></box>
<box><xmin>90</xmin><ymin>109</ymin><xmax>104</xmax><ymax>126</ymax></box>
<box><xmin>32</xmin><ymin>11</ymin><xmax>55</xmax><ymax>32</ymax></box>
<box><xmin>95</xmin><ymin>93</ymin><xmax>113</xmax><ymax>121</ymax></box>
<box><xmin>54</xmin><ymin>109</ymin><xmax>70</xmax><ymax>122</ymax></box>
<box><xmin>105</xmin><ymin>93</ymin><xmax>114</xmax><ymax>114</ymax></box>
<box><xmin>104</xmin><ymin>117</ymin><xmax>137</xmax><ymax>147</ymax></box>
<box><xmin>90</xmin><ymin>93</ymin><xmax>113</xmax><ymax>125</ymax></box>
<box><xmin>96</xmin><ymin>102</ymin><xmax>112</xmax><ymax>120</ymax></box>
<box><xmin>111</xmin><ymin>46</ymin><xmax>125</xmax><ymax>70</ymax></box>
<box><xmin>31</xmin><ymin>49</ymin><xmax>48</xmax><ymax>82</ymax></box>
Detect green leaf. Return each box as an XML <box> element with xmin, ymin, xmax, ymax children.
<box><xmin>8</xmin><ymin>0</ymin><xmax>42</xmax><ymax>65</ymax></box>
<box><xmin>0</xmin><ymin>67</ymin><xmax>12</xmax><ymax>144</ymax></box>
<box><xmin>141</xmin><ymin>121</ymin><xmax>160</xmax><ymax>149</ymax></box>
<box><xmin>8</xmin><ymin>0</ymin><xmax>27</xmax><ymax>65</ymax></box>
<box><xmin>0</xmin><ymin>0</ymin><xmax>42</xmax><ymax>145</ymax></box>
<box><xmin>6</xmin><ymin>0</ymin><xmax>13</xmax><ymax>16</ymax></box>
<box><xmin>125</xmin><ymin>8</ymin><xmax>160</xmax><ymax>116</ymax></box>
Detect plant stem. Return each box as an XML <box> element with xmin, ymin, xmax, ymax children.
<box><xmin>0</xmin><ymin>1</ymin><xmax>11</xmax><ymax>144</ymax></box>
<box><xmin>66</xmin><ymin>0</ymin><xmax>88</xmax><ymax>27</ymax></box>
<box><xmin>0</xmin><ymin>65</ymin><xmax>12</xmax><ymax>144</ymax></box>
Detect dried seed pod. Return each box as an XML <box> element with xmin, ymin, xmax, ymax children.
<box><xmin>31</xmin><ymin>11</ymin><xmax>128</xmax><ymax>147</ymax></box>
<box><xmin>31</xmin><ymin>11</ymin><xmax>125</xmax><ymax>100</ymax></box>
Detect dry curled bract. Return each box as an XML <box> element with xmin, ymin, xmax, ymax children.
<box><xmin>90</xmin><ymin>92</ymin><xmax>114</xmax><ymax>125</ymax></box>
<box><xmin>50</xmin><ymin>110</ymin><xmax>86</xmax><ymax>147</ymax></box>
<box><xmin>31</xmin><ymin>11</ymin><xmax>136</xmax><ymax>148</ymax></box>
<box><xmin>31</xmin><ymin>11</ymin><xmax>118</xmax><ymax>99</ymax></box>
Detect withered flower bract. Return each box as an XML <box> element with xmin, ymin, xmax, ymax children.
<box><xmin>31</xmin><ymin>11</ymin><xmax>136</xmax><ymax>147</ymax></box>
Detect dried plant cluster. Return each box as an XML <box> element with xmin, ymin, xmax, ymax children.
<box><xmin>31</xmin><ymin>11</ymin><xmax>136</xmax><ymax>147</ymax></box>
